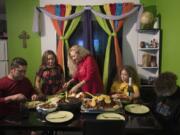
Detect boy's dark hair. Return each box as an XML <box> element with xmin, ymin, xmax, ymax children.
<box><xmin>154</xmin><ymin>72</ymin><xmax>177</xmax><ymax>97</ymax></box>
<box><xmin>10</xmin><ymin>57</ymin><xmax>27</xmax><ymax>69</ymax></box>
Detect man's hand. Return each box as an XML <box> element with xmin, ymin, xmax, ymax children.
<box><xmin>5</xmin><ymin>93</ymin><xmax>27</xmax><ymax>103</ymax></box>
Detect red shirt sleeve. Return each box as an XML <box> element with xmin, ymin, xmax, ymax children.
<box><xmin>0</xmin><ymin>97</ymin><xmax>5</xmax><ymax>104</ymax></box>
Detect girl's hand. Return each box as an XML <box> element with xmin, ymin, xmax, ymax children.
<box><xmin>111</xmin><ymin>93</ymin><xmax>128</xmax><ymax>99</ymax></box>
<box><xmin>63</xmin><ymin>82</ymin><xmax>68</xmax><ymax>89</ymax></box>
<box><xmin>31</xmin><ymin>94</ymin><xmax>38</xmax><ymax>101</ymax></box>
<box><xmin>56</xmin><ymin>89</ymin><xmax>64</xmax><ymax>94</ymax></box>
<box><xmin>111</xmin><ymin>93</ymin><xmax>120</xmax><ymax>99</ymax></box>
<box><xmin>63</xmin><ymin>79</ymin><xmax>74</xmax><ymax>89</ymax></box>
<box><xmin>63</xmin><ymin>81</ymin><xmax>71</xmax><ymax>89</ymax></box>
<box><xmin>119</xmin><ymin>94</ymin><xmax>129</xmax><ymax>99</ymax></box>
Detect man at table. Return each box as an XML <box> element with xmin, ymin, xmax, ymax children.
<box><xmin>0</xmin><ymin>57</ymin><xmax>38</xmax><ymax>116</ymax></box>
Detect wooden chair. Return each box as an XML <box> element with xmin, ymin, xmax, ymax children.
<box><xmin>83</xmin><ymin>120</ymin><xmax>125</xmax><ymax>135</ymax></box>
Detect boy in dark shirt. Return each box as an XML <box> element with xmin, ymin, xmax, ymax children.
<box><xmin>153</xmin><ymin>72</ymin><xmax>180</xmax><ymax>135</ymax></box>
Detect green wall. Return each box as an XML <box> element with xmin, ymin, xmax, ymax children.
<box><xmin>5</xmin><ymin>0</ymin><xmax>180</xmax><ymax>85</ymax></box>
<box><xmin>5</xmin><ymin>0</ymin><xmax>41</xmax><ymax>83</ymax></box>
<box><xmin>140</xmin><ymin>0</ymin><xmax>157</xmax><ymax>15</ymax></box>
<box><xmin>141</xmin><ymin>0</ymin><xmax>180</xmax><ymax>85</ymax></box>
<box><xmin>156</xmin><ymin>0</ymin><xmax>180</xmax><ymax>85</ymax></box>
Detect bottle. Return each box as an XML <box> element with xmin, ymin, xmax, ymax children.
<box><xmin>153</xmin><ymin>17</ymin><xmax>159</xmax><ymax>29</ymax></box>
<box><xmin>128</xmin><ymin>77</ymin><xmax>134</xmax><ymax>97</ymax></box>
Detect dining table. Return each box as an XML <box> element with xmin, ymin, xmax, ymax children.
<box><xmin>0</xmin><ymin>104</ymin><xmax>163</xmax><ymax>135</ymax></box>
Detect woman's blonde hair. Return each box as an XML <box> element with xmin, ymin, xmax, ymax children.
<box><xmin>68</xmin><ymin>45</ymin><xmax>90</xmax><ymax>75</ymax></box>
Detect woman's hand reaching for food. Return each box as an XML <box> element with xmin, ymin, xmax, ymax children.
<box><xmin>69</xmin><ymin>87</ymin><xmax>78</xmax><ymax>94</ymax></box>
<box><xmin>63</xmin><ymin>79</ymin><xmax>74</xmax><ymax>89</ymax></box>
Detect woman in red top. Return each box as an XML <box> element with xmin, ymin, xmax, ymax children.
<box><xmin>64</xmin><ymin>45</ymin><xmax>103</xmax><ymax>94</ymax></box>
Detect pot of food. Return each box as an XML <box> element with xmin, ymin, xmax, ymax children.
<box><xmin>58</xmin><ymin>97</ymin><xmax>82</xmax><ymax>112</ymax></box>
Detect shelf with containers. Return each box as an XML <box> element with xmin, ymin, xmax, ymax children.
<box><xmin>137</xmin><ymin>29</ymin><xmax>161</xmax><ymax>86</ymax></box>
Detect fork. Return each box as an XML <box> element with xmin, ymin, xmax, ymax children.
<box><xmin>65</xmin><ymin>91</ymin><xmax>69</xmax><ymax>103</ymax></box>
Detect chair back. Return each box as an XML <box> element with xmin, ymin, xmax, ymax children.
<box><xmin>83</xmin><ymin>120</ymin><xmax>125</xmax><ymax>135</ymax></box>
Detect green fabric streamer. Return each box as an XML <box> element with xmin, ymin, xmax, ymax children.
<box><xmin>92</xmin><ymin>6</ymin><xmax>115</xmax><ymax>93</ymax></box>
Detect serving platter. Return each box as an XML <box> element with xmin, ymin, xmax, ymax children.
<box><xmin>80</xmin><ymin>95</ymin><xmax>123</xmax><ymax>114</ymax></box>
<box><xmin>80</xmin><ymin>104</ymin><xmax>123</xmax><ymax>114</ymax></box>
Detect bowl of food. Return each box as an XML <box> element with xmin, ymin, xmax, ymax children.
<box><xmin>36</xmin><ymin>102</ymin><xmax>58</xmax><ymax>113</ymax></box>
<box><xmin>58</xmin><ymin>97</ymin><xmax>82</xmax><ymax>112</ymax></box>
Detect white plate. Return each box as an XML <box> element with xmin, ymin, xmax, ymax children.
<box><xmin>124</xmin><ymin>104</ymin><xmax>150</xmax><ymax>114</ymax></box>
<box><xmin>46</xmin><ymin>111</ymin><xmax>73</xmax><ymax>123</ymax></box>
<box><xmin>96</xmin><ymin>113</ymin><xmax>125</xmax><ymax>120</ymax></box>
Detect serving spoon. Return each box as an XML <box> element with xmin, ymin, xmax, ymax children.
<box><xmin>65</xmin><ymin>91</ymin><xmax>69</xmax><ymax>103</ymax></box>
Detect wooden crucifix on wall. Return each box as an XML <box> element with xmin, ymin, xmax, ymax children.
<box><xmin>18</xmin><ymin>31</ymin><xmax>30</xmax><ymax>48</ymax></box>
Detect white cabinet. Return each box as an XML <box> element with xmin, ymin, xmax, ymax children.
<box><xmin>137</xmin><ymin>29</ymin><xmax>160</xmax><ymax>86</ymax></box>
<box><xmin>0</xmin><ymin>39</ymin><xmax>8</xmax><ymax>78</ymax></box>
